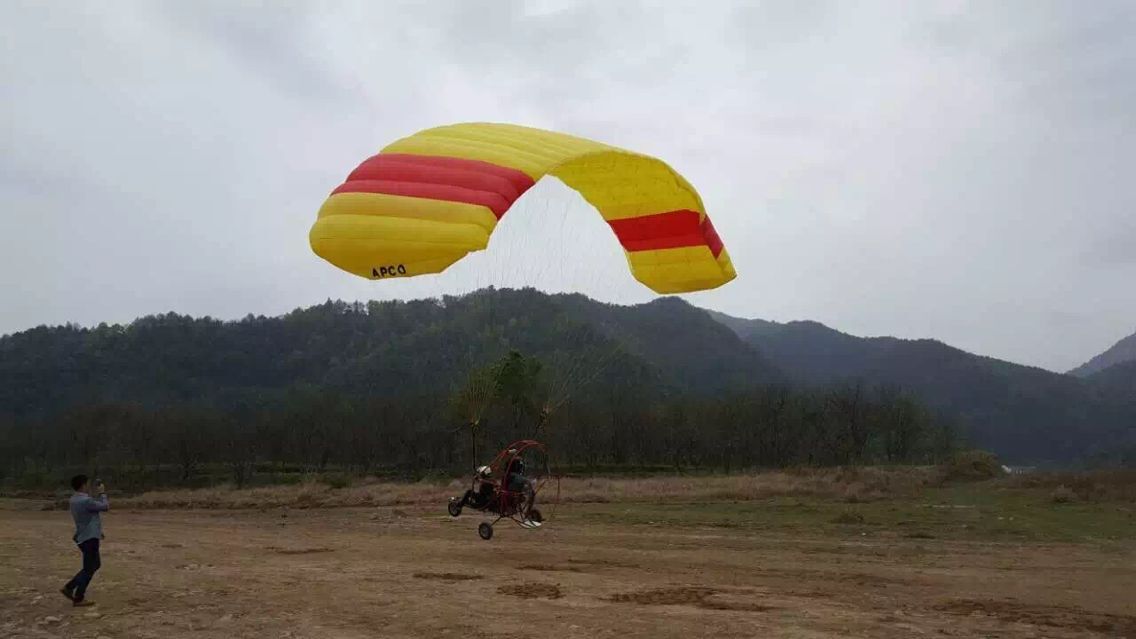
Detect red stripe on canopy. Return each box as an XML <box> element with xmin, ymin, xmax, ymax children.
<box><xmin>335</xmin><ymin>153</ymin><xmax>537</xmax><ymax>219</ymax></box>
<box><xmin>331</xmin><ymin>180</ymin><xmax>512</xmax><ymax>217</ymax></box>
<box><xmin>349</xmin><ymin>157</ymin><xmax>525</xmax><ymax>202</ymax></box>
<box><xmin>607</xmin><ymin>210</ymin><xmax>722</xmax><ymax>254</ymax></box>
<box><xmin>700</xmin><ymin>217</ymin><xmax>724</xmax><ymax>258</ymax></box>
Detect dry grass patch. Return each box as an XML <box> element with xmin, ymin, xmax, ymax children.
<box><xmin>119</xmin><ymin>478</ymin><xmax>464</xmax><ymax>510</ymax></box>
<box><xmin>115</xmin><ymin>466</ymin><xmax>938</xmax><ymax>511</ymax></box>
<box><xmin>1004</xmin><ymin>470</ymin><xmax>1136</xmax><ymax>502</ymax></box>
<box><xmin>565</xmin><ymin>466</ymin><xmax>933</xmax><ymax>504</ymax></box>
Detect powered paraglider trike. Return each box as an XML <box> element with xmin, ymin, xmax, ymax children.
<box><xmin>447</xmin><ymin>440</ymin><xmax>558</xmax><ymax>540</ymax></box>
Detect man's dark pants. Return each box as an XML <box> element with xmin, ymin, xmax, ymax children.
<box><xmin>64</xmin><ymin>539</ymin><xmax>101</xmax><ymax>601</ymax></box>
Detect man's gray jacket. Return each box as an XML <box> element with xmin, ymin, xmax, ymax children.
<box><xmin>69</xmin><ymin>492</ymin><xmax>109</xmax><ymax>544</ymax></box>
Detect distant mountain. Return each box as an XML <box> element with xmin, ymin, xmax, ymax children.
<box><xmin>710</xmin><ymin>312</ymin><xmax>1136</xmax><ymax>464</ymax></box>
<box><xmin>557</xmin><ymin>295</ymin><xmax>780</xmax><ymax>393</ymax></box>
<box><xmin>0</xmin><ymin>289</ymin><xmax>778</xmax><ymax>422</ymax></box>
<box><xmin>1069</xmin><ymin>330</ymin><xmax>1136</xmax><ymax>378</ymax></box>
<box><xmin>707</xmin><ymin>313</ymin><xmax>901</xmax><ymax>384</ymax></box>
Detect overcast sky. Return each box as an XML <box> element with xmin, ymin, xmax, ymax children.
<box><xmin>3</xmin><ymin>1</ymin><xmax>1133</xmax><ymax>372</ymax></box>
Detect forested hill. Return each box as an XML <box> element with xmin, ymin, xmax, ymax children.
<box><xmin>1086</xmin><ymin>360</ymin><xmax>1136</xmax><ymax>402</ymax></box>
<box><xmin>708</xmin><ymin>312</ymin><xmax>903</xmax><ymax>383</ymax></box>
<box><xmin>2</xmin><ymin>289</ymin><xmax>1131</xmax><ymax>467</ymax></box>
<box><xmin>0</xmin><ymin>288</ymin><xmax>778</xmax><ymax>421</ymax></box>
<box><xmin>711</xmin><ymin>312</ymin><xmax>1136</xmax><ymax>466</ymax></box>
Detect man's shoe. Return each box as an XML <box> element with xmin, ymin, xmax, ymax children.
<box><xmin>59</xmin><ymin>587</ymin><xmax>74</xmax><ymax>602</ymax></box>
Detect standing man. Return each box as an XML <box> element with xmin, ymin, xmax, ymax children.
<box><xmin>61</xmin><ymin>474</ymin><xmax>108</xmax><ymax>607</ymax></box>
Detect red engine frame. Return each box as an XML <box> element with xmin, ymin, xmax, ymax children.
<box><xmin>472</xmin><ymin>439</ymin><xmax>557</xmax><ymax>524</ymax></box>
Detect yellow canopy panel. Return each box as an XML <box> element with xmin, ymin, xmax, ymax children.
<box><xmin>309</xmin><ymin>123</ymin><xmax>736</xmax><ymax>294</ymax></box>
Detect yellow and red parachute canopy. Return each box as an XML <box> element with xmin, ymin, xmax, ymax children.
<box><xmin>309</xmin><ymin>123</ymin><xmax>736</xmax><ymax>294</ymax></box>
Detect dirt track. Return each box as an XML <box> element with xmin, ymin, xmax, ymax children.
<box><xmin>2</xmin><ymin>504</ymin><xmax>1134</xmax><ymax>638</ymax></box>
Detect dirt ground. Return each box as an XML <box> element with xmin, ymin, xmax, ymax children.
<box><xmin>2</xmin><ymin>503</ymin><xmax>1134</xmax><ymax>639</ymax></box>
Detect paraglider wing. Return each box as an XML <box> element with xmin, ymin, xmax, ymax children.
<box><xmin>309</xmin><ymin>123</ymin><xmax>736</xmax><ymax>294</ymax></box>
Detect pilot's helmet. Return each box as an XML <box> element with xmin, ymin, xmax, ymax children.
<box><xmin>476</xmin><ymin>465</ymin><xmax>492</xmax><ymax>478</ymax></box>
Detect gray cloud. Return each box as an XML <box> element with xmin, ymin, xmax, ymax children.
<box><xmin>2</xmin><ymin>0</ymin><xmax>1133</xmax><ymax>372</ymax></box>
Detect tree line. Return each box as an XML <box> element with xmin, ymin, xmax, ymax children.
<box><xmin>0</xmin><ymin>350</ymin><xmax>957</xmax><ymax>491</ymax></box>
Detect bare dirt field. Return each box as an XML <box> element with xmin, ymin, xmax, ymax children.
<box><xmin>2</xmin><ymin>482</ymin><xmax>1134</xmax><ymax>638</ymax></box>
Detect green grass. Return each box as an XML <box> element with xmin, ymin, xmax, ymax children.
<box><xmin>570</xmin><ymin>483</ymin><xmax>1136</xmax><ymax>544</ymax></box>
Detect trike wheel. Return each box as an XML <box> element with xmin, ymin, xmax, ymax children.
<box><xmin>528</xmin><ymin>508</ymin><xmax>543</xmax><ymax>524</ymax></box>
<box><xmin>447</xmin><ymin>499</ymin><xmax>462</xmax><ymax>518</ymax></box>
<box><xmin>478</xmin><ymin>522</ymin><xmax>494</xmax><ymax>540</ymax></box>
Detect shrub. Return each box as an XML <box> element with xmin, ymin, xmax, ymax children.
<box><xmin>939</xmin><ymin>450</ymin><xmax>1004</xmax><ymax>482</ymax></box>
<box><xmin>831</xmin><ymin>510</ymin><xmax>865</xmax><ymax>524</ymax></box>
<box><xmin>1050</xmin><ymin>484</ymin><xmax>1076</xmax><ymax>504</ymax></box>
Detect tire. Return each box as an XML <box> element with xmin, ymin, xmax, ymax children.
<box><xmin>478</xmin><ymin>522</ymin><xmax>493</xmax><ymax>540</ymax></box>
<box><xmin>528</xmin><ymin>508</ymin><xmax>543</xmax><ymax>524</ymax></box>
<box><xmin>448</xmin><ymin>500</ymin><xmax>462</xmax><ymax>518</ymax></box>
